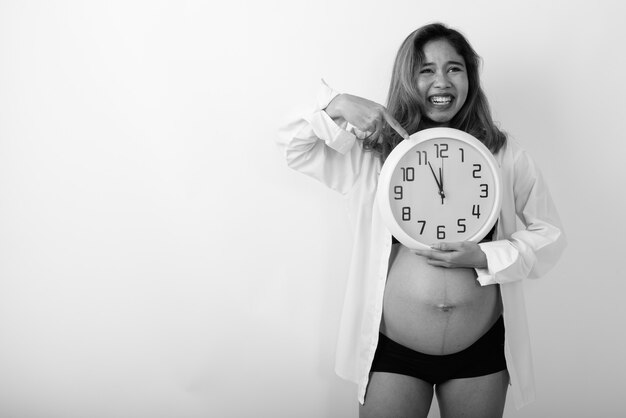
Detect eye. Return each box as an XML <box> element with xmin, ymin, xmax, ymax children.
<box><xmin>448</xmin><ymin>66</ymin><xmax>464</xmax><ymax>73</ymax></box>
<box><xmin>419</xmin><ymin>68</ymin><xmax>434</xmax><ymax>74</ymax></box>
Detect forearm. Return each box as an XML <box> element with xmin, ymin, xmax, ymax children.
<box><xmin>323</xmin><ymin>93</ymin><xmax>345</xmax><ymax>120</ymax></box>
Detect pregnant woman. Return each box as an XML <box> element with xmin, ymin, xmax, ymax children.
<box><xmin>277</xmin><ymin>23</ymin><xmax>565</xmax><ymax>418</ymax></box>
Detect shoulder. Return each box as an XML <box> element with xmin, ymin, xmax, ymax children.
<box><xmin>496</xmin><ymin>137</ymin><xmax>538</xmax><ymax>173</ymax></box>
<box><xmin>497</xmin><ymin>137</ymin><xmax>525</xmax><ymax>158</ymax></box>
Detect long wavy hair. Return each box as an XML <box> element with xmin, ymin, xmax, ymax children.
<box><xmin>365</xmin><ymin>23</ymin><xmax>507</xmax><ymax>160</ymax></box>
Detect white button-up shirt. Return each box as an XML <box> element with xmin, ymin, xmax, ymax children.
<box><xmin>277</xmin><ymin>80</ymin><xmax>566</xmax><ymax>410</ymax></box>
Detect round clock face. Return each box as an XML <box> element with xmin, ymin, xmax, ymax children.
<box><xmin>377</xmin><ymin>128</ymin><xmax>502</xmax><ymax>249</ymax></box>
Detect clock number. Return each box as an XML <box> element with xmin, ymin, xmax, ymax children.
<box><xmin>415</xmin><ymin>151</ymin><xmax>428</xmax><ymax>166</ymax></box>
<box><xmin>402</xmin><ymin>206</ymin><xmax>411</xmax><ymax>221</ymax></box>
<box><xmin>401</xmin><ymin>167</ymin><xmax>415</xmax><ymax>181</ymax></box>
<box><xmin>472</xmin><ymin>164</ymin><xmax>482</xmax><ymax>178</ymax></box>
<box><xmin>480</xmin><ymin>184</ymin><xmax>488</xmax><ymax>198</ymax></box>
<box><xmin>457</xmin><ymin>218</ymin><xmax>467</xmax><ymax>233</ymax></box>
<box><xmin>435</xmin><ymin>143</ymin><xmax>449</xmax><ymax>159</ymax></box>
<box><xmin>417</xmin><ymin>220</ymin><xmax>426</xmax><ymax>235</ymax></box>
<box><xmin>459</xmin><ymin>147</ymin><xmax>465</xmax><ymax>163</ymax></box>
<box><xmin>437</xmin><ymin>225</ymin><xmax>446</xmax><ymax>240</ymax></box>
<box><xmin>472</xmin><ymin>204</ymin><xmax>481</xmax><ymax>219</ymax></box>
<box><xmin>394</xmin><ymin>185</ymin><xmax>403</xmax><ymax>200</ymax></box>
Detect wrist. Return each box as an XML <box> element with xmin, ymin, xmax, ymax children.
<box><xmin>476</xmin><ymin>248</ymin><xmax>488</xmax><ymax>269</ymax></box>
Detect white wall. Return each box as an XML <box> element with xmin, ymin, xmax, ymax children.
<box><xmin>0</xmin><ymin>1</ymin><xmax>624</xmax><ymax>417</ymax></box>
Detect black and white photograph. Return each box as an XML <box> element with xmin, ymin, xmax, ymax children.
<box><xmin>0</xmin><ymin>1</ymin><xmax>623</xmax><ymax>417</ymax></box>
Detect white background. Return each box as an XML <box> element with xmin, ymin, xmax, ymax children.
<box><xmin>0</xmin><ymin>1</ymin><xmax>624</xmax><ymax>417</ymax></box>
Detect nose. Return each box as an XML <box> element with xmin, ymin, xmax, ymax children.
<box><xmin>433</xmin><ymin>71</ymin><xmax>451</xmax><ymax>88</ymax></box>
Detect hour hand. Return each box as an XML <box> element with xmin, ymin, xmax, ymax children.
<box><xmin>439</xmin><ymin>160</ymin><xmax>444</xmax><ymax>191</ymax></box>
<box><xmin>439</xmin><ymin>161</ymin><xmax>445</xmax><ymax>203</ymax></box>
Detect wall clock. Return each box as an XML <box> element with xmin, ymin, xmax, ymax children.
<box><xmin>377</xmin><ymin>127</ymin><xmax>502</xmax><ymax>249</ymax></box>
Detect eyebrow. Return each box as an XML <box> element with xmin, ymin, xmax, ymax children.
<box><xmin>422</xmin><ymin>60</ymin><xmax>466</xmax><ymax>67</ymax></box>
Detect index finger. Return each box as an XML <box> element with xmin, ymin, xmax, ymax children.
<box><xmin>412</xmin><ymin>247</ymin><xmax>440</xmax><ymax>258</ymax></box>
<box><xmin>430</xmin><ymin>242</ymin><xmax>463</xmax><ymax>251</ymax></box>
<box><xmin>412</xmin><ymin>247</ymin><xmax>448</xmax><ymax>262</ymax></box>
<box><xmin>382</xmin><ymin>110</ymin><xmax>409</xmax><ymax>140</ymax></box>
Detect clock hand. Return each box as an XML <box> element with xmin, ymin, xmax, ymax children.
<box><xmin>428</xmin><ymin>162</ymin><xmax>442</xmax><ymax>189</ymax></box>
<box><xmin>440</xmin><ymin>158</ymin><xmax>443</xmax><ymax>190</ymax></box>
<box><xmin>428</xmin><ymin>162</ymin><xmax>445</xmax><ymax>204</ymax></box>
<box><xmin>439</xmin><ymin>159</ymin><xmax>445</xmax><ymax>204</ymax></box>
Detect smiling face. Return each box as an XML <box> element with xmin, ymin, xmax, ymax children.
<box><xmin>417</xmin><ymin>39</ymin><xmax>469</xmax><ymax>126</ymax></box>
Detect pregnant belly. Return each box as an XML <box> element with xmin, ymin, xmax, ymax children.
<box><xmin>381</xmin><ymin>244</ymin><xmax>502</xmax><ymax>355</ymax></box>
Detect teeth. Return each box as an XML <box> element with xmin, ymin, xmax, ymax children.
<box><xmin>430</xmin><ymin>96</ymin><xmax>452</xmax><ymax>104</ymax></box>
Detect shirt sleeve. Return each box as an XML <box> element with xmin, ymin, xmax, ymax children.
<box><xmin>276</xmin><ymin>79</ymin><xmax>368</xmax><ymax>195</ymax></box>
<box><xmin>475</xmin><ymin>148</ymin><xmax>566</xmax><ymax>285</ymax></box>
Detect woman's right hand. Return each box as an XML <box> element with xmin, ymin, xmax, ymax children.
<box><xmin>324</xmin><ymin>93</ymin><xmax>410</xmax><ymax>143</ymax></box>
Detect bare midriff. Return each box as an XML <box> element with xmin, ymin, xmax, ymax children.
<box><xmin>380</xmin><ymin>243</ymin><xmax>502</xmax><ymax>355</ymax></box>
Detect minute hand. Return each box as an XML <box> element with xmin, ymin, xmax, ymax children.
<box><xmin>427</xmin><ymin>162</ymin><xmax>445</xmax><ymax>204</ymax></box>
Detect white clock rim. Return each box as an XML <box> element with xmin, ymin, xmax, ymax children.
<box><xmin>376</xmin><ymin>127</ymin><xmax>503</xmax><ymax>250</ymax></box>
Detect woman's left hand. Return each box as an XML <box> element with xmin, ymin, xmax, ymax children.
<box><xmin>412</xmin><ymin>242</ymin><xmax>488</xmax><ymax>269</ymax></box>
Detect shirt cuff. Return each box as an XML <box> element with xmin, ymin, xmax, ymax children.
<box><xmin>307</xmin><ymin>79</ymin><xmax>357</xmax><ymax>155</ymax></box>
<box><xmin>475</xmin><ymin>240</ymin><xmax>519</xmax><ymax>286</ymax></box>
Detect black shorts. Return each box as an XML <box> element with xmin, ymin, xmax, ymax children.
<box><xmin>370</xmin><ymin>316</ymin><xmax>507</xmax><ymax>385</ymax></box>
